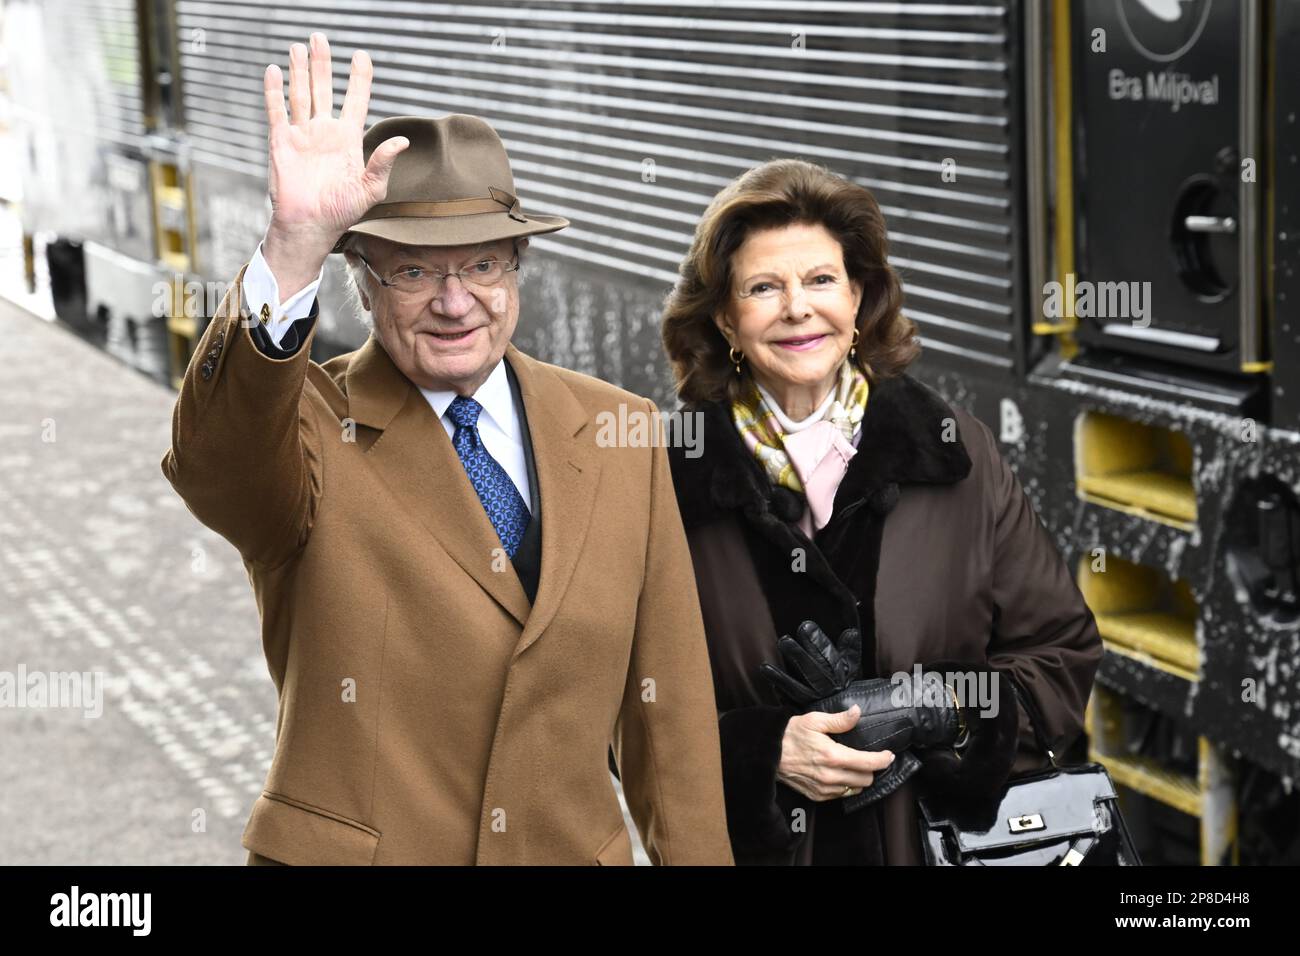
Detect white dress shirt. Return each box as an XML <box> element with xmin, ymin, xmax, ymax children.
<box><xmin>242</xmin><ymin>240</ymin><xmax>324</xmax><ymax>348</ymax></box>
<box><xmin>417</xmin><ymin>360</ymin><xmax>531</xmax><ymax>512</ymax></box>
<box><xmin>243</xmin><ymin>244</ymin><xmax>532</xmax><ymax>512</ymax></box>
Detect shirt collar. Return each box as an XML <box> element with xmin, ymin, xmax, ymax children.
<box><xmin>421</xmin><ymin>358</ymin><xmax>519</xmax><ymax>439</ymax></box>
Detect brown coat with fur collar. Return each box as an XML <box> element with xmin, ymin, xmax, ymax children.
<box><xmin>666</xmin><ymin>373</ymin><xmax>1103</xmax><ymax>865</ymax></box>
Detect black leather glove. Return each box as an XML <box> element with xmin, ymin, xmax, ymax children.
<box><xmin>815</xmin><ymin>674</ymin><xmax>964</xmax><ymax>753</ymax></box>
<box><xmin>760</xmin><ymin>621</ymin><xmax>966</xmax><ymax>812</ymax></box>
<box><xmin>760</xmin><ymin>619</ymin><xmax>861</xmax><ymax>706</ymax></box>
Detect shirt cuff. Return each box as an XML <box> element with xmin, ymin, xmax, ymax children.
<box><xmin>242</xmin><ymin>240</ymin><xmax>324</xmax><ymax>348</ymax></box>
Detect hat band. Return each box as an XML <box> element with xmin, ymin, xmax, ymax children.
<box><xmin>362</xmin><ymin>187</ymin><xmax>528</xmax><ymax>224</ymax></box>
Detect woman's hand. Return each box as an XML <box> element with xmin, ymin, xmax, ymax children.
<box><xmin>776</xmin><ymin>705</ymin><xmax>896</xmax><ymax>802</ymax></box>
<box><xmin>260</xmin><ymin>32</ymin><xmax>410</xmax><ymax>298</ymax></box>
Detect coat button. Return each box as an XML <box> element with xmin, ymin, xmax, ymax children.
<box><xmin>201</xmin><ymin>361</ymin><xmax>213</xmax><ymax>380</ymax></box>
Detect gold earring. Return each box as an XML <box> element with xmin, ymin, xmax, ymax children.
<box><xmin>729</xmin><ymin>346</ymin><xmax>743</xmax><ymax>376</ymax></box>
<box><xmin>850</xmin><ymin>328</ymin><xmax>859</xmax><ymax>361</ymax></box>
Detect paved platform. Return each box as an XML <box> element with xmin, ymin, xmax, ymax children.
<box><xmin>0</xmin><ymin>298</ymin><xmax>274</xmax><ymax>863</ymax></box>
<box><xmin>0</xmin><ymin>298</ymin><xmax>648</xmax><ymax>864</ymax></box>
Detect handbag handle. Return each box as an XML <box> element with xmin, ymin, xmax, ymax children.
<box><xmin>999</xmin><ymin>669</ymin><xmax>1059</xmax><ymax>769</ymax></box>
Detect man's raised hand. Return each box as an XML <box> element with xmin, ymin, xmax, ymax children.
<box><xmin>260</xmin><ymin>33</ymin><xmax>409</xmax><ymax>298</ymax></box>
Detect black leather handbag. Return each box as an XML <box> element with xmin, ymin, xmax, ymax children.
<box><xmin>917</xmin><ymin>677</ymin><xmax>1142</xmax><ymax>866</ymax></box>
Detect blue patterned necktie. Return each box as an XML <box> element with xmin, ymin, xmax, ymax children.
<box><xmin>447</xmin><ymin>395</ymin><xmax>529</xmax><ymax>558</ymax></box>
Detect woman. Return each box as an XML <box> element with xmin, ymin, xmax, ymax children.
<box><xmin>661</xmin><ymin>159</ymin><xmax>1104</xmax><ymax>865</ymax></box>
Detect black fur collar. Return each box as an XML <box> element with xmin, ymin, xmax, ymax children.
<box><xmin>669</xmin><ymin>372</ymin><xmax>973</xmax><ymax>531</ymax></box>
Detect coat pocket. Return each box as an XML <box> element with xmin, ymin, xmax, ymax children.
<box><xmin>594</xmin><ymin>823</ymin><xmax>634</xmax><ymax>866</ymax></box>
<box><xmin>242</xmin><ymin>791</ymin><xmax>381</xmax><ymax>866</ymax></box>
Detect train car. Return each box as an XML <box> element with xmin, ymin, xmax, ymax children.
<box><xmin>6</xmin><ymin>0</ymin><xmax>1300</xmax><ymax>864</ymax></box>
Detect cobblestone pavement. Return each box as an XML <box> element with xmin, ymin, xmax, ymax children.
<box><xmin>0</xmin><ymin>299</ymin><xmax>647</xmax><ymax>865</ymax></box>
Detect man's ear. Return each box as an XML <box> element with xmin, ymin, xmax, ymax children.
<box><xmin>504</xmin><ymin>237</ymin><xmax>528</xmax><ymax>272</ymax></box>
<box><xmin>343</xmin><ymin>251</ymin><xmax>373</xmax><ymax>311</ymax></box>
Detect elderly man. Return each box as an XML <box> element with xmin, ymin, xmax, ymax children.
<box><xmin>160</xmin><ymin>32</ymin><xmax>733</xmax><ymax>865</ymax></box>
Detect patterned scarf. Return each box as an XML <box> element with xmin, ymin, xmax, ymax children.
<box><xmin>731</xmin><ymin>360</ymin><xmax>870</xmax><ymax>495</ymax></box>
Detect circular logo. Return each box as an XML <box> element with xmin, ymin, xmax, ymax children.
<box><xmin>1116</xmin><ymin>0</ymin><xmax>1213</xmax><ymax>63</ymax></box>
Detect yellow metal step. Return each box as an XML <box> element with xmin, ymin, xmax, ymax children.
<box><xmin>1075</xmin><ymin>411</ymin><xmax>1197</xmax><ymax>530</ymax></box>
<box><xmin>1078</xmin><ymin>472</ymin><xmax>1197</xmax><ymax>527</ymax></box>
<box><xmin>1088</xmin><ymin>748</ymin><xmax>1201</xmax><ymax>817</ymax></box>
<box><xmin>1078</xmin><ymin>555</ymin><xmax>1200</xmax><ymax>681</ymax></box>
<box><xmin>1095</xmin><ymin>610</ymin><xmax>1200</xmax><ymax>680</ymax></box>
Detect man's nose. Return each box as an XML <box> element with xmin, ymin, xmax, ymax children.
<box><xmin>433</xmin><ymin>275</ymin><xmax>477</xmax><ymax>318</ymax></box>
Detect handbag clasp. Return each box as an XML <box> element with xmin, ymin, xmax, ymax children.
<box><xmin>1008</xmin><ymin>813</ymin><xmax>1045</xmax><ymax>833</ymax></box>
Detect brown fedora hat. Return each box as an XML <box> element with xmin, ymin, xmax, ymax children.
<box><xmin>330</xmin><ymin>113</ymin><xmax>569</xmax><ymax>253</ymax></box>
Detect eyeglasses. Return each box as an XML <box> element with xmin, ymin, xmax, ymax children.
<box><xmin>354</xmin><ymin>244</ymin><xmax>521</xmax><ymax>296</ymax></box>
<box><xmin>734</xmin><ymin>272</ymin><xmax>850</xmax><ymax>303</ymax></box>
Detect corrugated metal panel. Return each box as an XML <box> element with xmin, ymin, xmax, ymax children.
<box><xmin>63</xmin><ymin>0</ymin><xmax>149</xmax><ymax>145</ymax></box>
<box><xmin>175</xmin><ymin>0</ymin><xmax>1023</xmax><ymax>370</ymax></box>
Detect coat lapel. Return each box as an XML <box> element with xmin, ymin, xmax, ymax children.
<box><xmin>827</xmin><ymin>371</ymin><xmax>973</xmax><ymax>514</ymax></box>
<box><xmin>503</xmin><ymin>343</ymin><xmax>601</xmax><ymax>659</ymax></box>
<box><xmin>341</xmin><ymin>338</ymin><xmax>602</xmax><ymax>648</ymax></box>
<box><xmin>345</xmin><ymin>335</ymin><xmax>531</xmax><ymax>626</ymax></box>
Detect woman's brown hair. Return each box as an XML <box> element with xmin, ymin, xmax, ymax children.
<box><xmin>661</xmin><ymin>158</ymin><xmax>918</xmax><ymax>404</ymax></box>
